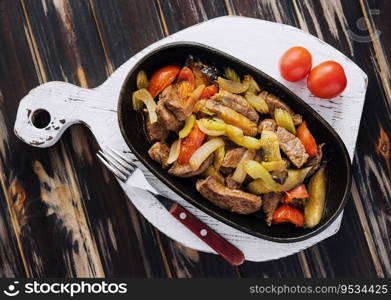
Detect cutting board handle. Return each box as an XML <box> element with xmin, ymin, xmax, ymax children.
<box><xmin>14</xmin><ymin>81</ymin><xmax>99</xmax><ymax>148</ymax></box>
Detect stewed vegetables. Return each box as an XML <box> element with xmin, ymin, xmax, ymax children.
<box><xmin>132</xmin><ymin>54</ymin><xmax>328</xmax><ymax>229</ymax></box>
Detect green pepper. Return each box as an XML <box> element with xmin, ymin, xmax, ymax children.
<box><xmin>203</xmin><ymin>166</ymin><xmax>225</xmax><ymax>184</ymax></box>
<box><xmin>259</xmin><ymin>130</ymin><xmax>282</xmax><ymax>162</ymax></box>
<box><xmin>217</xmin><ymin>77</ymin><xmax>249</xmax><ymax>94</ymax></box>
<box><xmin>179</xmin><ymin>114</ymin><xmax>196</xmax><ymax>138</ymax></box>
<box><xmin>224</xmin><ymin>67</ymin><xmax>241</xmax><ymax>83</ymax></box>
<box><xmin>247</xmin><ymin>167</ymin><xmax>311</xmax><ymax>194</ymax></box>
<box><xmin>274</xmin><ymin>108</ymin><xmax>296</xmax><ymax>134</ymax></box>
<box><xmin>245</xmin><ymin>93</ymin><xmax>269</xmax><ymax>114</ymax></box>
<box><xmin>243</xmin><ymin>75</ymin><xmax>261</xmax><ymax>94</ymax></box>
<box><xmin>304</xmin><ymin>165</ymin><xmax>327</xmax><ymax>228</ymax></box>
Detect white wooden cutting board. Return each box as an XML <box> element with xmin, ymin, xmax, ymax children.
<box><xmin>14</xmin><ymin>16</ymin><xmax>367</xmax><ymax>262</ymax></box>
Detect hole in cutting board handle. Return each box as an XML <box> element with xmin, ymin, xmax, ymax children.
<box><xmin>31</xmin><ymin>109</ymin><xmax>51</xmax><ymax>129</ymax></box>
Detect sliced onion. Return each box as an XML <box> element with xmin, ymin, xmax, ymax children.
<box><xmin>189</xmin><ymin>138</ymin><xmax>225</xmax><ymax>171</ymax></box>
<box><xmin>243</xmin><ymin>160</ymin><xmax>280</xmax><ymax>190</ymax></box>
<box><xmin>197</xmin><ymin>122</ymin><xmax>225</xmax><ymax>136</ymax></box>
<box><xmin>132</xmin><ymin>88</ymin><xmax>157</xmax><ymax>123</ymax></box>
<box><xmin>231</xmin><ymin>149</ymin><xmax>256</xmax><ymax>183</ymax></box>
<box><xmin>196</xmin><ymin>119</ymin><xmax>226</xmax><ymax>136</ymax></box>
<box><xmin>167</xmin><ymin>139</ymin><xmax>181</xmax><ymax>165</ymax></box>
<box><xmin>225</xmin><ymin>125</ymin><xmax>262</xmax><ymax>149</ymax></box>
<box><xmin>213</xmin><ymin>146</ymin><xmax>225</xmax><ymax>170</ymax></box>
<box><xmin>217</xmin><ymin>77</ymin><xmax>249</xmax><ymax>94</ymax></box>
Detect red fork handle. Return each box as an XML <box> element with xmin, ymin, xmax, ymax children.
<box><xmin>169</xmin><ymin>203</ymin><xmax>245</xmax><ymax>265</ymax></box>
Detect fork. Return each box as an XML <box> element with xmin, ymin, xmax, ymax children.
<box><xmin>97</xmin><ymin>146</ymin><xmax>245</xmax><ymax>266</ymax></box>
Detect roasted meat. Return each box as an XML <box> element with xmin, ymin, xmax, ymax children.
<box><xmin>145</xmin><ymin>114</ymin><xmax>168</xmax><ymax>142</ymax></box>
<box><xmin>225</xmin><ymin>176</ymin><xmax>242</xmax><ymax>190</ymax></box>
<box><xmin>264</xmin><ymin>92</ymin><xmax>302</xmax><ymax>125</ymax></box>
<box><xmin>258</xmin><ymin>118</ymin><xmax>277</xmax><ymax>132</ymax></box>
<box><xmin>276</xmin><ymin>127</ymin><xmax>309</xmax><ymax>168</ymax></box>
<box><xmin>160</xmin><ymin>85</ymin><xmax>192</xmax><ymax>121</ymax></box>
<box><xmin>221</xmin><ymin>147</ymin><xmax>246</xmax><ymax>168</ymax></box>
<box><xmin>156</xmin><ymin>100</ymin><xmax>183</xmax><ymax>132</ymax></box>
<box><xmin>185</xmin><ymin>55</ymin><xmax>219</xmax><ymax>86</ymax></box>
<box><xmin>263</xmin><ymin>192</ymin><xmax>283</xmax><ymax>226</ymax></box>
<box><xmin>168</xmin><ymin>155</ymin><xmax>213</xmax><ymax>178</ymax></box>
<box><xmin>213</xmin><ymin>90</ymin><xmax>259</xmax><ymax>123</ymax></box>
<box><xmin>196</xmin><ymin>176</ymin><xmax>262</xmax><ymax>214</ymax></box>
<box><xmin>304</xmin><ymin>143</ymin><xmax>325</xmax><ymax>177</ymax></box>
<box><xmin>148</xmin><ymin>142</ymin><xmax>170</xmax><ymax>169</ymax></box>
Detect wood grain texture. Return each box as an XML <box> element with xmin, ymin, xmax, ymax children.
<box><xmin>158</xmin><ymin>0</ymin><xmax>227</xmax><ymax>32</ymax></box>
<box><xmin>7</xmin><ymin>0</ymin><xmax>170</xmax><ymax>277</ymax></box>
<box><xmin>0</xmin><ymin>0</ymin><xmax>44</xmax><ymax>277</ymax></box>
<box><xmin>354</xmin><ymin>0</ymin><xmax>391</xmax><ymax>276</ymax></box>
<box><xmin>89</xmin><ymin>0</ymin><xmax>164</xmax><ymax>71</ymax></box>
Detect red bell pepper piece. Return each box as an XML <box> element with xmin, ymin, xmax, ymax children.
<box><xmin>283</xmin><ymin>184</ymin><xmax>309</xmax><ymax>204</ymax></box>
<box><xmin>148</xmin><ymin>65</ymin><xmax>180</xmax><ymax>98</ymax></box>
<box><xmin>177</xmin><ymin>124</ymin><xmax>206</xmax><ymax>165</ymax></box>
<box><xmin>200</xmin><ymin>84</ymin><xmax>218</xmax><ymax>99</ymax></box>
<box><xmin>297</xmin><ymin>121</ymin><xmax>318</xmax><ymax>157</ymax></box>
<box><xmin>272</xmin><ymin>204</ymin><xmax>304</xmax><ymax>227</ymax></box>
<box><xmin>177</xmin><ymin>66</ymin><xmax>195</xmax><ymax>90</ymax></box>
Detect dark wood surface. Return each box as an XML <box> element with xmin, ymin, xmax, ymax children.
<box><xmin>0</xmin><ymin>0</ymin><xmax>389</xmax><ymax>278</ymax></box>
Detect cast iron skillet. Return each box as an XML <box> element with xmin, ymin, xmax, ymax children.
<box><xmin>118</xmin><ymin>42</ymin><xmax>352</xmax><ymax>243</ymax></box>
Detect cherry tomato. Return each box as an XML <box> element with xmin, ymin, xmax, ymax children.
<box><xmin>177</xmin><ymin>66</ymin><xmax>195</xmax><ymax>90</ymax></box>
<box><xmin>200</xmin><ymin>85</ymin><xmax>218</xmax><ymax>99</ymax></box>
<box><xmin>279</xmin><ymin>46</ymin><xmax>312</xmax><ymax>82</ymax></box>
<box><xmin>148</xmin><ymin>65</ymin><xmax>180</xmax><ymax>98</ymax></box>
<box><xmin>307</xmin><ymin>61</ymin><xmax>347</xmax><ymax>98</ymax></box>
<box><xmin>177</xmin><ymin>124</ymin><xmax>206</xmax><ymax>165</ymax></box>
<box><xmin>283</xmin><ymin>184</ymin><xmax>309</xmax><ymax>204</ymax></box>
<box><xmin>297</xmin><ymin>121</ymin><xmax>318</xmax><ymax>156</ymax></box>
<box><xmin>272</xmin><ymin>204</ymin><xmax>304</xmax><ymax>227</ymax></box>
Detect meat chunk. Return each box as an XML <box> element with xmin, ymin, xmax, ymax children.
<box><xmin>292</xmin><ymin>114</ymin><xmax>302</xmax><ymax>126</ymax></box>
<box><xmin>196</xmin><ymin>176</ymin><xmax>262</xmax><ymax>214</ymax></box>
<box><xmin>159</xmin><ymin>85</ymin><xmax>191</xmax><ymax>121</ymax></box>
<box><xmin>263</xmin><ymin>192</ymin><xmax>283</xmax><ymax>226</ymax></box>
<box><xmin>156</xmin><ymin>100</ymin><xmax>182</xmax><ymax>132</ymax></box>
<box><xmin>204</xmin><ymin>100</ymin><xmax>258</xmax><ymax>136</ymax></box>
<box><xmin>225</xmin><ymin>176</ymin><xmax>241</xmax><ymax>190</ymax></box>
<box><xmin>304</xmin><ymin>143</ymin><xmax>325</xmax><ymax>177</ymax></box>
<box><xmin>145</xmin><ymin>115</ymin><xmax>168</xmax><ymax>142</ymax></box>
<box><xmin>264</xmin><ymin>92</ymin><xmax>290</xmax><ymax>114</ymax></box>
<box><xmin>263</xmin><ymin>92</ymin><xmax>302</xmax><ymax>125</ymax></box>
<box><xmin>168</xmin><ymin>155</ymin><xmax>213</xmax><ymax>178</ymax></box>
<box><xmin>258</xmin><ymin>118</ymin><xmax>277</xmax><ymax>132</ymax></box>
<box><xmin>185</xmin><ymin>55</ymin><xmax>219</xmax><ymax>86</ymax></box>
<box><xmin>276</xmin><ymin>127</ymin><xmax>309</xmax><ymax>168</ymax></box>
<box><xmin>148</xmin><ymin>142</ymin><xmax>170</xmax><ymax>169</ymax></box>
<box><xmin>221</xmin><ymin>147</ymin><xmax>246</xmax><ymax>168</ymax></box>
<box><xmin>213</xmin><ymin>90</ymin><xmax>259</xmax><ymax>123</ymax></box>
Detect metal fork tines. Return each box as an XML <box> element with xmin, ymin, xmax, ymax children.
<box><xmin>97</xmin><ymin>146</ymin><xmax>136</xmax><ymax>182</ymax></box>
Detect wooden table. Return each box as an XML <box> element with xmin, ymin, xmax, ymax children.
<box><xmin>0</xmin><ymin>0</ymin><xmax>389</xmax><ymax>278</ymax></box>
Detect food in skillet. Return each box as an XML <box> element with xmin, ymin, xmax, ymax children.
<box><xmin>132</xmin><ymin>55</ymin><xmax>327</xmax><ymax>228</ymax></box>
